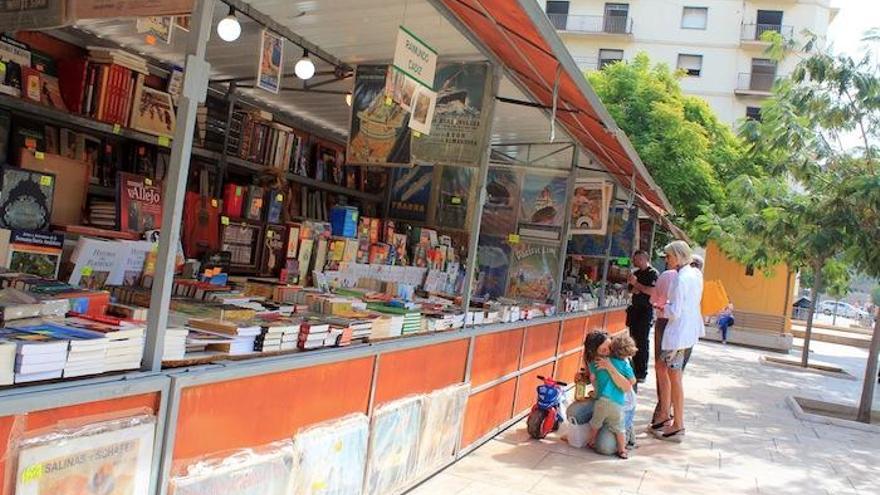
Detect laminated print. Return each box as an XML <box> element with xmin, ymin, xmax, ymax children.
<box><xmin>480</xmin><ymin>167</ymin><xmax>521</xmax><ymax>236</ymax></box>
<box><xmin>506</xmin><ymin>242</ymin><xmax>560</xmax><ymax>302</ymax></box>
<box><xmin>518</xmin><ymin>172</ymin><xmax>566</xmax><ymax>242</ymax></box>
<box><xmin>407</xmin><ymin>85</ymin><xmax>436</xmax><ymax>135</ymax></box>
<box><xmin>416</xmin><ymin>384</ymin><xmax>470</xmax><ymax>475</ymax></box>
<box><xmin>365</xmin><ymin>396</ymin><xmax>423</xmax><ymax>495</ymax></box>
<box><xmin>0</xmin><ymin>166</ymin><xmax>54</xmax><ymax>231</ymax></box>
<box><xmin>388</xmin><ymin>165</ymin><xmax>432</xmax><ymax>222</ymax></box>
<box><xmin>475</xmin><ymin>235</ymin><xmax>511</xmax><ymax>300</ymax></box>
<box><xmin>15</xmin><ymin>414</ymin><xmax>156</xmax><ymax>495</ymax></box>
<box><xmin>290</xmin><ymin>414</ymin><xmax>369</xmax><ymax>495</ymax></box>
<box><xmin>411</xmin><ymin>63</ymin><xmax>491</xmax><ymax>166</ymax></box>
<box><xmin>170</xmin><ymin>441</ymin><xmax>294</xmax><ymax>495</ymax></box>
<box><xmin>348</xmin><ymin>65</ymin><xmax>411</xmax><ymax>165</ymax></box>
<box><xmin>384</xmin><ymin>67</ymin><xmax>417</xmax><ymax>111</ymax></box>
<box><xmin>257</xmin><ymin>29</ymin><xmax>284</xmax><ymax>94</ymax></box>
<box><xmin>436</xmin><ymin>166</ymin><xmax>473</xmax><ymax>229</ymax></box>
<box><xmin>568</xmin><ymin>206</ymin><xmax>638</xmax><ymax>258</ymax></box>
<box><xmin>570</xmin><ymin>180</ymin><xmax>608</xmax><ymax>235</ymax></box>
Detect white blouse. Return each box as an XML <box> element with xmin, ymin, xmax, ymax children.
<box><xmin>662</xmin><ymin>264</ymin><xmax>705</xmax><ymax>351</ymax></box>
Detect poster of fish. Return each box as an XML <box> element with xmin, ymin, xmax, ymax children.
<box><xmin>389</xmin><ymin>165</ymin><xmax>433</xmax><ymax>222</ymax></box>
<box><xmin>257</xmin><ymin>29</ymin><xmax>284</xmax><ymax>94</ymax></box>
<box><xmin>480</xmin><ymin>167</ymin><xmax>522</xmax><ymax>237</ymax></box>
<box><xmin>475</xmin><ymin>235</ymin><xmax>511</xmax><ymax>300</ymax></box>
<box><xmin>519</xmin><ymin>172</ymin><xmax>567</xmax><ymax>240</ymax></box>
<box><xmin>410</xmin><ymin>63</ymin><xmax>491</xmax><ymax>166</ymax></box>
<box><xmin>506</xmin><ymin>242</ymin><xmax>560</xmax><ymax>302</ymax></box>
<box><xmin>348</xmin><ymin>65</ymin><xmax>412</xmax><ymax>165</ymax></box>
<box><xmin>436</xmin><ymin>166</ymin><xmax>474</xmax><ymax>229</ymax></box>
<box><xmin>568</xmin><ymin>207</ymin><xmax>638</xmax><ymax>258</ymax></box>
<box><xmin>570</xmin><ymin>179</ymin><xmax>608</xmax><ymax>235</ymax></box>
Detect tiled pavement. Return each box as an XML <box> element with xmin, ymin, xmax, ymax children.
<box><xmin>412</xmin><ymin>338</ymin><xmax>880</xmax><ymax>494</ymax></box>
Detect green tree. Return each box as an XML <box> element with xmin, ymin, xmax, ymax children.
<box><xmin>586</xmin><ymin>54</ymin><xmax>740</xmax><ymax>231</ymax></box>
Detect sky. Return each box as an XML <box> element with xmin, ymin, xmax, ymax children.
<box><xmin>827</xmin><ymin>0</ymin><xmax>879</xmax><ymax>57</ymax></box>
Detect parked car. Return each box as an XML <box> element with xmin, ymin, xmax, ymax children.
<box><xmin>818</xmin><ymin>300</ymin><xmax>870</xmax><ymax>320</ymax></box>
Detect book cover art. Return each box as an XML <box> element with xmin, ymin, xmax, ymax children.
<box><xmin>475</xmin><ymin>235</ymin><xmax>511</xmax><ymax>300</ymax></box>
<box><xmin>245</xmin><ymin>185</ymin><xmax>265</xmax><ymax>221</ymax></box>
<box><xmin>388</xmin><ymin>165</ymin><xmax>432</xmax><ymax>222</ymax></box>
<box><xmin>480</xmin><ymin>167</ymin><xmax>521</xmax><ymax>236</ymax></box>
<box><xmin>520</xmin><ymin>172</ymin><xmax>567</xmax><ymax>230</ymax></box>
<box><xmin>257</xmin><ymin>29</ymin><xmax>284</xmax><ymax>94</ymax></box>
<box><xmin>261</xmin><ymin>225</ymin><xmax>287</xmax><ymax>277</ymax></box>
<box><xmin>129</xmin><ymin>76</ymin><xmax>176</xmax><ymax>137</ymax></box>
<box><xmin>39</xmin><ymin>74</ymin><xmax>67</xmax><ymax>111</ymax></box>
<box><xmin>1</xmin><ymin>229</ymin><xmax>64</xmax><ymax>279</ymax></box>
<box><xmin>347</xmin><ymin>65</ymin><xmax>411</xmax><ymax>165</ymax></box>
<box><xmin>0</xmin><ymin>166</ymin><xmax>54</xmax><ymax>231</ymax></box>
<box><xmin>570</xmin><ymin>180</ymin><xmax>608</xmax><ymax>235</ymax></box>
<box><xmin>436</xmin><ymin>166</ymin><xmax>474</xmax><ymax>229</ymax></box>
<box><xmin>568</xmin><ymin>207</ymin><xmax>638</xmax><ymax>258</ymax></box>
<box><xmin>117</xmin><ymin>172</ymin><xmax>162</xmax><ymax>233</ymax></box>
<box><xmin>68</xmin><ymin>237</ymin><xmax>120</xmax><ymax>289</ymax></box>
<box><xmin>266</xmin><ymin>190</ymin><xmax>284</xmax><ymax>224</ymax></box>
<box><xmin>506</xmin><ymin>242</ymin><xmax>559</xmax><ymax>302</ymax></box>
<box><xmin>107</xmin><ymin>240</ymin><xmax>155</xmax><ymax>286</ymax></box>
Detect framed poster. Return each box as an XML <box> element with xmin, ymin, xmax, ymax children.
<box><xmin>388</xmin><ymin>165</ymin><xmax>432</xmax><ymax>222</ymax></box>
<box><xmin>348</xmin><ymin>65</ymin><xmax>411</xmax><ymax>165</ymax></box>
<box><xmin>257</xmin><ymin>29</ymin><xmax>284</xmax><ymax>94</ymax></box>
<box><xmin>638</xmin><ymin>218</ymin><xmax>655</xmax><ymax>253</ymax></box>
<box><xmin>475</xmin><ymin>235</ymin><xmax>511</xmax><ymax>300</ymax></box>
<box><xmin>130</xmin><ymin>81</ymin><xmax>176</xmax><ymax>137</ymax></box>
<box><xmin>436</xmin><ymin>165</ymin><xmax>474</xmax><ymax>229</ymax></box>
<box><xmin>480</xmin><ymin>167</ymin><xmax>521</xmax><ymax>237</ymax></box>
<box><xmin>568</xmin><ymin>206</ymin><xmax>638</xmax><ymax>258</ymax></box>
<box><xmin>506</xmin><ymin>241</ymin><xmax>560</xmax><ymax>302</ymax></box>
<box><xmin>570</xmin><ymin>179</ymin><xmax>608</xmax><ymax>235</ymax></box>
<box><xmin>519</xmin><ymin>171</ymin><xmax>566</xmax><ymax>240</ymax></box>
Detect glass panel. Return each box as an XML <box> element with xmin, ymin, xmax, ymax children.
<box><xmin>681</xmin><ymin>7</ymin><xmax>708</xmax><ymax>29</ymax></box>
<box><xmin>677</xmin><ymin>54</ymin><xmax>703</xmax><ymax>76</ymax></box>
<box><xmin>546</xmin><ymin>1</ymin><xmax>570</xmax><ymax>30</ymax></box>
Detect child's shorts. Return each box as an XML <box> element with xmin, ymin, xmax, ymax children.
<box><xmin>589</xmin><ymin>398</ymin><xmax>625</xmax><ymax>433</ymax></box>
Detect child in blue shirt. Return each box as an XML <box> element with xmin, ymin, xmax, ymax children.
<box><xmin>584</xmin><ymin>331</ymin><xmax>637</xmax><ymax>459</ymax></box>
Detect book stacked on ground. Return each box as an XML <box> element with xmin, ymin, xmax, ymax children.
<box><xmin>0</xmin><ymin>327</ymin><xmax>69</xmax><ymax>383</ymax></box>
<box><xmin>21</xmin><ymin>323</ymin><xmax>109</xmax><ymax>378</ymax></box>
<box><xmin>63</xmin><ymin>316</ymin><xmax>145</xmax><ymax>372</ymax></box>
<box><xmin>187</xmin><ymin>319</ymin><xmax>261</xmax><ymax>356</ymax></box>
<box><xmin>162</xmin><ymin>327</ymin><xmax>188</xmax><ymax>361</ymax></box>
<box><xmin>297</xmin><ymin>320</ymin><xmax>331</xmax><ymax>350</ymax></box>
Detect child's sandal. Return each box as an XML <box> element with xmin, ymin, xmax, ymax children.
<box><xmin>616</xmin><ymin>450</ymin><xmax>629</xmax><ymax>459</ymax></box>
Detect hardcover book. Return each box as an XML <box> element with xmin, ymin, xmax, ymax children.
<box><xmin>117</xmin><ymin>172</ymin><xmax>163</xmax><ymax>233</ymax></box>
<box><xmin>106</xmin><ymin>240</ymin><xmax>154</xmax><ymax>286</ymax></box>
<box><xmin>129</xmin><ymin>74</ymin><xmax>176</xmax><ymax>137</ymax></box>
<box><xmin>260</xmin><ymin>225</ymin><xmax>287</xmax><ymax>277</ymax></box>
<box><xmin>0</xmin><ymin>229</ymin><xmax>63</xmax><ymax>279</ymax></box>
<box><xmin>68</xmin><ymin>237</ymin><xmax>120</xmax><ymax>289</ymax></box>
<box><xmin>0</xmin><ymin>166</ymin><xmax>54</xmax><ymax>231</ymax></box>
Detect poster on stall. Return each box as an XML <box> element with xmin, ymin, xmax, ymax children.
<box><xmin>389</xmin><ymin>165</ymin><xmax>432</xmax><ymax>222</ymax></box>
<box><xmin>392</xmin><ymin>26</ymin><xmax>437</xmax><ymax>89</ymax></box>
<box><xmin>348</xmin><ymin>65</ymin><xmax>412</xmax><ymax>165</ymax></box>
<box><xmin>570</xmin><ymin>179</ymin><xmax>608</xmax><ymax>235</ymax></box>
<box><xmin>519</xmin><ymin>172</ymin><xmax>567</xmax><ymax>240</ymax></box>
<box><xmin>475</xmin><ymin>235</ymin><xmax>511</xmax><ymax>300</ymax></box>
<box><xmin>638</xmin><ymin>218</ymin><xmax>655</xmax><ymax>253</ymax></box>
<box><xmin>480</xmin><ymin>167</ymin><xmax>522</xmax><ymax>237</ymax></box>
<box><xmin>257</xmin><ymin>29</ymin><xmax>284</xmax><ymax>94</ymax></box>
<box><xmin>436</xmin><ymin>166</ymin><xmax>474</xmax><ymax>229</ymax></box>
<box><xmin>411</xmin><ymin>63</ymin><xmax>491</xmax><ymax>166</ymax></box>
<box><xmin>568</xmin><ymin>206</ymin><xmax>638</xmax><ymax>258</ymax></box>
<box><xmin>507</xmin><ymin>242</ymin><xmax>559</xmax><ymax>302</ymax></box>
<box><xmin>408</xmin><ymin>85</ymin><xmax>437</xmax><ymax>135</ymax></box>
<box><xmin>136</xmin><ymin>16</ymin><xmax>173</xmax><ymax>44</ymax></box>
<box><xmin>385</xmin><ymin>67</ymin><xmax>417</xmax><ymax>111</ymax></box>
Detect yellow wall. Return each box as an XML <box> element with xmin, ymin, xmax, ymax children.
<box><xmin>703</xmin><ymin>241</ymin><xmax>795</xmax><ymax>327</ymax></box>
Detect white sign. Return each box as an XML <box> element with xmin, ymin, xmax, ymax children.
<box><xmin>393</xmin><ymin>26</ymin><xmax>437</xmax><ymax>89</ymax></box>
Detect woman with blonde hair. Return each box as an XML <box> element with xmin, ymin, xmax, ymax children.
<box><xmin>653</xmin><ymin>240</ymin><xmax>704</xmax><ymax>442</ymax></box>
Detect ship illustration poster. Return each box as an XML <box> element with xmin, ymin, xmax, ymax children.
<box><xmin>389</xmin><ymin>165</ymin><xmax>433</xmax><ymax>222</ymax></box>
<box><xmin>436</xmin><ymin>165</ymin><xmax>474</xmax><ymax>229</ymax></box>
<box><xmin>568</xmin><ymin>207</ymin><xmax>638</xmax><ymax>258</ymax></box>
<box><xmin>411</xmin><ymin>63</ymin><xmax>491</xmax><ymax>166</ymax></box>
<box><xmin>506</xmin><ymin>242</ymin><xmax>559</xmax><ymax>302</ymax></box>
<box><xmin>520</xmin><ymin>172</ymin><xmax>567</xmax><ymax>231</ymax></box>
<box><xmin>480</xmin><ymin>167</ymin><xmax>521</xmax><ymax>236</ymax></box>
<box><xmin>348</xmin><ymin>65</ymin><xmax>411</xmax><ymax>165</ymax></box>
<box><xmin>475</xmin><ymin>235</ymin><xmax>511</xmax><ymax>300</ymax></box>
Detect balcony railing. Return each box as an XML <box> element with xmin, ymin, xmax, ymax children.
<box><xmin>736</xmin><ymin>72</ymin><xmax>780</xmax><ymax>93</ymax></box>
<box><xmin>547</xmin><ymin>14</ymin><xmax>633</xmax><ymax>35</ymax></box>
<box><xmin>741</xmin><ymin>23</ymin><xmax>794</xmax><ymax>42</ymax></box>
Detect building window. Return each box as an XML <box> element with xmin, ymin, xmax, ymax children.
<box><xmin>603</xmin><ymin>3</ymin><xmax>630</xmax><ymax>33</ymax></box>
<box><xmin>546</xmin><ymin>1</ymin><xmax>570</xmax><ymax>30</ymax></box>
<box><xmin>598</xmin><ymin>49</ymin><xmax>624</xmax><ymax>69</ymax></box>
<box><xmin>750</xmin><ymin>58</ymin><xmax>777</xmax><ymax>91</ymax></box>
<box><xmin>746</xmin><ymin>106</ymin><xmax>762</xmax><ymax>121</ymax></box>
<box><xmin>677</xmin><ymin>54</ymin><xmax>703</xmax><ymax>77</ymax></box>
<box><xmin>681</xmin><ymin>6</ymin><xmax>708</xmax><ymax>30</ymax></box>
<box><xmin>755</xmin><ymin>9</ymin><xmax>784</xmax><ymax>40</ymax></box>
<box><xmin>745</xmin><ymin>265</ymin><xmax>755</xmax><ymax>277</ymax></box>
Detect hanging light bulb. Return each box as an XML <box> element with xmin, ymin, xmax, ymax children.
<box><xmin>295</xmin><ymin>49</ymin><xmax>316</xmax><ymax>80</ymax></box>
<box><xmin>345</xmin><ymin>92</ymin><xmax>352</xmax><ymax>106</ymax></box>
<box><xmin>217</xmin><ymin>5</ymin><xmax>241</xmax><ymax>42</ymax></box>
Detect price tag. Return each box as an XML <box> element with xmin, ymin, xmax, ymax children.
<box><xmin>267</xmin><ymin>230</ymin><xmax>274</xmax><ymax>239</ymax></box>
<box><xmin>39</xmin><ymin>175</ymin><xmax>51</xmax><ymax>186</ymax></box>
<box><xmin>20</xmin><ymin>463</ymin><xmax>43</xmax><ymax>483</ymax></box>
<box><xmin>508</xmin><ymin>234</ymin><xmax>520</xmax><ymax>244</ymax></box>
<box><xmin>235</xmin><ymin>186</ymin><xmax>242</xmax><ymax>197</ymax></box>
<box><xmin>413</xmin><ymin>131</ymin><xmax>421</xmax><ymax>138</ymax></box>
<box><xmin>385</xmin><ymin>96</ymin><xmax>392</xmax><ymax>106</ymax></box>
<box><xmin>81</xmin><ymin>266</ymin><xmax>93</xmax><ymax>276</ymax></box>
<box><xmin>158</xmin><ymin>136</ymin><xmax>171</xmax><ymax>147</ymax></box>
<box><xmin>145</xmin><ymin>34</ymin><xmax>157</xmax><ymax>45</ymax></box>
<box><xmin>144</xmin><ymin>178</ymin><xmax>153</xmax><ymax>186</ymax></box>
<box><xmin>211</xmin><ymin>199</ymin><xmax>218</xmax><ymax>208</ymax></box>
<box><xmin>34</xmin><ymin>151</ymin><xmax>45</xmax><ymax>161</ymax></box>
<box><xmin>276</xmin><ymin>194</ymin><xmax>283</xmax><ymax>201</ymax></box>
<box><xmin>113</xmin><ymin>124</ymin><xmax>121</xmax><ymax>134</ymax></box>
<box><xmin>24</xmin><ymin>138</ymin><xmax>36</xmax><ymax>149</ymax></box>
<box><xmin>450</xmin><ymin>196</ymin><xmax>462</xmax><ymax>205</ymax></box>
<box><xmin>617</xmin><ymin>257</ymin><xmax>631</xmax><ymax>267</ymax></box>
<box><xmin>221</xmin><ymin>216</ymin><xmax>230</xmax><ymax>225</ymax></box>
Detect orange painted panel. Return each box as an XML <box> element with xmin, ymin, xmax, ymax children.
<box><xmin>555</xmin><ymin>351</ymin><xmax>584</xmax><ymax>383</ymax></box>
<box><xmin>470</xmin><ymin>329</ymin><xmax>524</xmax><ymax>387</ymax></box>
<box><xmin>559</xmin><ymin>317</ymin><xmax>587</xmax><ymax>353</ymax></box>
<box><xmin>586</xmin><ymin>313</ymin><xmax>605</xmax><ymax>334</ymax></box>
<box><xmin>607</xmin><ymin>310</ymin><xmax>627</xmax><ymax>332</ymax></box>
<box><xmin>373</xmin><ymin>339</ymin><xmax>469</xmax><ymax>406</ymax></box>
<box><xmin>513</xmin><ymin>363</ymin><xmax>554</xmax><ymax>415</ymax></box>
<box><xmin>173</xmin><ymin>357</ymin><xmax>373</xmax><ymax>460</ymax></box>
<box><xmin>460</xmin><ymin>378</ymin><xmax>516</xmax><ymax>448</ymax></box>
<box><xmin>521</xmin><ymin>322</ymin><xmax>559</xmax><ymax>368</ymax></box>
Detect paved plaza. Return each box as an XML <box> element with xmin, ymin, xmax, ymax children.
<box><xmin>413</xmin><ymin>338</ymin><xmax>880</xmax><ymax>495</ymax></box>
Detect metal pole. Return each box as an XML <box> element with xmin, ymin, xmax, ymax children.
<box><xmin>598</xmin><ymin>183</ymin><xmax>618</xmax><ymax>308</ymax></box>
<box><xmin>461</xmin><ymin>65</ymin><xmax>502</xmax><ymax>320</ymax></box>
<box><xmin>553</xmin><ymin>149</ymin><xmax>578</xmax><ymax>310</ymax></box>
<box><xmin>142</xmin><ymin>0</ymin><xmax>215</xmax><ymax>371</ymax></box>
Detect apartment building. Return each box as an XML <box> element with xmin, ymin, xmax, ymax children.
<box><xmin>539</xmin><ymin>0</ymin><xmax>838</xmax><ymax>125</ymax></box>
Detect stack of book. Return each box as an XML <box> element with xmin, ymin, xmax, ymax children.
<box><xmin>107</xmin><ymin>303</ymin><xmax>148</xmax><ymax>321</ymax></box>
<box><xmin>0</xmin><ymin>341</ymin><xmax>14</xmax><ymax>385</ymax></box>
<box><xmin>185</xmin><ymin>330</ymin><xmax>235</xmax><ymax>355</ymax></box>
<box><xmin>64</xmin><ymin>317</ymin><xmax>145</xmax><ymax>372</ymax></box>
<box><xmin>87</xmin><ymin>198</ymin><xmax>117</xmax><ymax>229</ymax></box>
<box><xmin>162</xmin><ymin>327</ymin><xmax>188</xmax><ymax>361</ymax></box>
<box><xmin>402</xmin><ymin>311</ymin><xmax>422</xmax><ymax>335</ymax></box>
<box><xmin>0</xmin><ymin>327</ymin><xmax>69</xmax><ymax>383</ymax></box>
<box><xmin>187</xmin><ymin>319</ymin><xmax>261</xmax><ymax>356</ymax></box>
<box><xmin>255</xmin><ymin>320</ymin><xmax>300</xmax><ymax>353</ymax></box>
<box><xmin>232</xmin><ymin>110</ymin><xmax>303</xmax><ymax>169</ymax></box>
<box><xmin>369</xmin><ymin>315</ymin><xmax>397</xmax><ymax>340</ymax></box>
<box><xmin>297</xmin><ymin>320</ymin><xmax>330</xmax><ymax>350</ymax></box>
<box><xmin>32</xmin><ymin>324</ymin><xmax>110</xmax><ymax>378</ymax></box>
<box><xmin>324</xmin><ymin>315</ymin><xmax>372</xmax><ymax>344</ymax></box>
<box><xmin>0</xmin><ymin>288</ymin><xmax>42</xmax><ymax>326</ymax></box>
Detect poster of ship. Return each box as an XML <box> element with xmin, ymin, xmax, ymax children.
<box><xmin>519</xmin><ymin>172</ymin><xmax>567</xmax><ymax>239</ymax></box>
<box><xmin>348</xmin><ymin>65</ymin><xmax>411</xmax><ymax>165</ymax></box>
<box><xmin>480</xmin><ymin>167</ymin><xmax>521</xmax><ymax>236</ymax></box>
<box><xmin>389</xmin><ymin>165</ymin><xmax>433</xmax><ymax>222</ymax></box>
<box><xmin>506</xmin><ymin>242</ymin><xmax>559</xmax><ymax>302</ymax></box>
<box><xmin>475</xmin><ymin>235</ymin><xmax>511</xmax><ymax>300</ymax></box>
<box><xmin>567</xmin><ymin>206</ymin><xmax>638</xmax><ymax>258</ymax></box>
<box><xmin>436</xmin><ymin>165</ymin><xmax>474</xmax><ymax>229</ymax></box>
<box><xmin>410</xmin><ymin>62</ymin><xmax>491</xmax><ymax>166</ymax></box>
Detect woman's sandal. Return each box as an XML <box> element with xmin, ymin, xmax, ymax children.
<box><xmin>658</xmin><ymin>429</ymin><xmax>686</xmax><ymax>442</ymax></box>
<box><xmin>650</xmin><ymin>417</ymin><xmax>673</xmax><ymax>430</ymax></box>
<box><xmin>616</xmin><ymin>450</ymin><xmax>629</xmax><ymax>459</ymax></box>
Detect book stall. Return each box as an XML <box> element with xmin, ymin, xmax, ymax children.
<box><xmin>0</xmin><ymin>1</ymin><xmax>677</xmax><ymax>494</ymax></box>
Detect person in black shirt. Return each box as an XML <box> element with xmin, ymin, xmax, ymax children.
<box><xmin>627</xmin><ymin>250</ymin><xmax>658</xmax><ymax>382</ymax></box>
